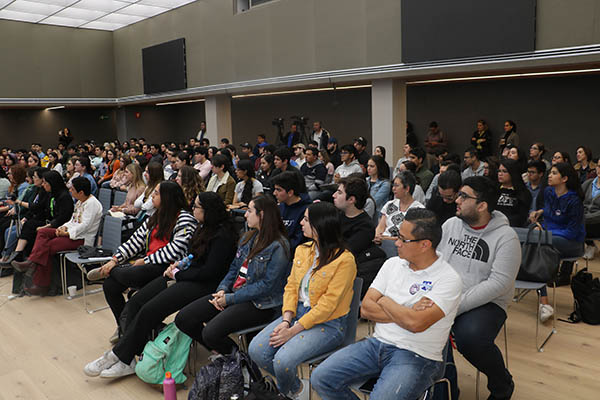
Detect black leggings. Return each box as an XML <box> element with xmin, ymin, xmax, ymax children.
<box><xmin>103</xmin><ymin>263</ymin><xmax>167</xmax><ymax>323</ymax></box>
<box><xmin>112</xmin><ymin>275</ymin><xmax>217</xmax><ymax>364</ymax></box>
<box><xmin>175</xmin><ymin>295</ymin><xmax>276</xmax><ymax>355</ymax></box>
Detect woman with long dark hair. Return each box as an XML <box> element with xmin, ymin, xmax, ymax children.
<box><xmin>85</xmin><ymin>192</ymin><xmax>237</xmax><ymax>379</ymax></box>
<box><xmin>366</xmin><ymin>155</ymin><xmax>391</xmax><ymax>215</ymax></box>
<box><xmin>175</xmin><ymin>195</ymin><xmax>290</xmax><ymax>358</ymax></box>
<box><xmin>496</xmin><ymin>159</ymin><xmax>532</xmax><ymax>227</ymax></box>
<box><xmin>249</xmin><ymin>201</ymin><xmax>356</xmax><ymax>398</ymax></box>
<box><xmin>530</xmin><ymin>162</ymin><xmax>585</xmax><ymax>321</ymax></box>
<box><xmin>98</xmin><ymin>149</ymin><xmax>120</xmax><ymax>186</ymax></box>
<box><xmin>47</xmin><ymin>152</ymin><xmax>63</xmax><ymax>176</ymax></box>
<box><xmin>176</xmin><ymin>165</ymin><xmax>204</xmax><ymax>207</ymax></box>
<box><xmin>86</xmin><ymin>181</ymin><xmax>197</xmax><ymax>335</ymax></box>
<box><xmin>257</xmin><ymin>154</ymin><xmax>275</xmax><ymax>192</ymax></box>
<box><xmin>231</xmin><ymin>159</ymin><xmax>263</xmax><ymax>209</ymax></box>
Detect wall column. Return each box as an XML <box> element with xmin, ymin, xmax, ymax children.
<box><xmin>116</xmin><ymin>107</ymin><xmax>128</xmax><ymax>143</ymax></box>
<box><xmin>205</xmin><ymin>95</ymin><xmax>232</xmax><ymax>146</ymax></box>
<box><xmin>371</xmin><ymin>79</ymin><xmax>406</xmax><ymax>168</ymax></box>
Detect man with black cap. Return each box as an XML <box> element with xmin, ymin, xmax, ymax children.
<box><xmin>240</xmin><ymin>142</ymin><xmax>257</xmax><ymax>165</ymax></box>
<box><xmin>354</xmin><ymin>136</ymin><xmax>370</xmax><ymax>170</ymax></box>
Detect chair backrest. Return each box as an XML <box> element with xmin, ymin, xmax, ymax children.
<box><xmin>342</xmin><ymin>277</ymin><xmax>364</xmax><ymax>347</ymax></box>
<box><xmin>98</xmin><ymin>188</ymin><xmax>112</xmax><ymax>213</ymax></box>
<box><xmin>513</xmin><ymin>227</ymin><xmax>553</xmax><ymax>245</ymax></box>
<box><xmin>102</xmin><ymin>216</ymin><xmax>123</xmax><ymax>253</ymax></box>
<box><xmin>113</xmin><ymin>190</ymin><xmax>128</xmax><ymax>207</ymax></box>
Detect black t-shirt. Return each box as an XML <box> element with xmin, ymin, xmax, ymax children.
<box><xmin>496</xmin><ymin>186</ymin><xmax>532</xmax><ymax>227</ymax></box>
<box><xmin>340</xmin><ymin>211</ymin><xmax>375</xmax><ymax>256</ymax></box>
<box><xmin>426</xmin><ymin>193</ymin><xmax>457</xmax><ymax>225</ymax></box>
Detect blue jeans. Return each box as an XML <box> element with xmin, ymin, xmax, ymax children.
<box><xmin>2</xmin><ymin>225</ymin><xmax>18</xmax><ymax>256</ymax></box>
<box><xmin>311</xmin><ymin>337</ymin><xmax>443</xmax><ymax>400</ymax></box>
<box><xmin>248</xmin><ymin>303</ymin><xmax>347</xmax><ymax>396</ymax></box>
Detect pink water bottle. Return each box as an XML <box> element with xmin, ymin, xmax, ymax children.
<box><xmin>163</xmin><ymin>371</ymin><xmax>177</xmax><ymax>400</ymax></box>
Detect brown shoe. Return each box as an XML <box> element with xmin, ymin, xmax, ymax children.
<box><xmin>24</xmin><ymin>284</ymin><xmax>49</xmax><ymax>296</ymax></box>
<box><xmin>11</xmin><ymin>259</ymin><xmax>39</xmax><ymax>273</ymax></box>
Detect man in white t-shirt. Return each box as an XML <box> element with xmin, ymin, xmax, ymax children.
<box><xmin>312</xmin><ymin>208</ymin><xmax>462</xmax><ymax>400</ymax></box>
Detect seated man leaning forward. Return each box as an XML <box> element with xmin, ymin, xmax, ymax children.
<box><xmin>311</xmin><ymin>208</ymin><xmax>462</xmax><ymax>400</ymax></box>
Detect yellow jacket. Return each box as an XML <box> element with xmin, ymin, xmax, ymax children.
<box><xmin>282</xmin><ymin>242</ymin><xmax>356</xmax><ymax>330</ymax></box>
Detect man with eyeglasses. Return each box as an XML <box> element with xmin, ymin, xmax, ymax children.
<box><xmin>426</xmin><ymin>170</ymin><xmax>461</xmax><ymax>225</ymax></box>
<box><xmin>435</xmin><ymin>176</ymin><xmax>520</xmax><ymax>400</ymax></box>
<box><xmin>461</xmin><ymin>147</ymin><xmax>485</xmax><ymax>181</ymax></box>
<box><xmin>312</xmin><ymin>208</ymin><xmax>462</xmax><ymax>400</ymax></box>
<box><xmin>333</xmin><ymin>144</ymin><xmax>363</xmax><ymax>183</ymax></box>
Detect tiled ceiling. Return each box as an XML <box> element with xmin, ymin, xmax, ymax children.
<box><xmin>0</xmin><ymin>0</ymin><xmax>197</xmax><ymax>31</ymax></box>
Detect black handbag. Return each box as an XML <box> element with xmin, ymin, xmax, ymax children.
<box><xmin>516</xmin><ymin>226</ymin><xmax>561</xmax><ymax>283</ymax></box>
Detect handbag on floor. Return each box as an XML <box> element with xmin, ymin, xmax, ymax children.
<box><xmin>516</xmin><ymin>225</ymin><xmax>560</xmax><ymax>283</ymax></box>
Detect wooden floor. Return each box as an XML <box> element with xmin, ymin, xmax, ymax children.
<box><xmin>1</xmin><ymin>259</ymin><xmax>599</xmax><ymax>400</ymax></box>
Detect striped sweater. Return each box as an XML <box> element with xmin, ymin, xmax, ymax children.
<box><xmin>114</xmin><ymin>210</ymin><xmax>197</xmax><ymax>265</ymax></box>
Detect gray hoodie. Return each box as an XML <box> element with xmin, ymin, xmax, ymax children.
<box><xmin>437</xmin><ymin>211</ymin><xmax>521</xmax><ymax>315</ymax></box>
<box><xmin>334</xmin><ymin>159</ymin><xmax>363</xmax><ymax>178</ymax></box>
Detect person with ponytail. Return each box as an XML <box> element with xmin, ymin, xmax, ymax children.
<box><xmin>249</xmin><ymin>201</ymin><xmax>356</xmax><ymax>398</ymax></box>
<box><xmin>230</xmin><ymin>159</ymin><xmax>263</xmax><ymax>209</ymax></box>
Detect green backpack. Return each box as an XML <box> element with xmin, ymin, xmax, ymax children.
<box><xmin>135</xmin><ymin>322</ymin><xmax>193</xmax><ymax>384</ymax></box>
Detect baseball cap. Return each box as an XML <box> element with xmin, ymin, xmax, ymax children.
<box><xmin>354</xmin><ymin>136</ymin><xmax>368</xmax><ymax>146</ymax></box>
<box><xmin>241</xmin><ymin>142</ymin><xmax>252</xmax><ymax>149</ymax></box>
<box><xmin>328</xmin><ymin>137</ymin><xmax>338</xmax><ymax>144</ymax></box>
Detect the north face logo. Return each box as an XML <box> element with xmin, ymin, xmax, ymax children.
<box><xmin>448</xmin><ymin>235</ymin><xmax>490</xmax><ymax>263</ymax></box>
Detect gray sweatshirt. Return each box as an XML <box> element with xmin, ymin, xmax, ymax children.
<box><xmin>437</xmin><ymin>211</ymin><xmax>521</xmax><ymax>315</ymax></box>
<box><xmin>334</xmin><ymin>159</ymin><xmax>363</xmax><ymax>178</ymax></box>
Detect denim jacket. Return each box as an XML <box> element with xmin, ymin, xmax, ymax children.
<box><xmin>367</xmin><ymin>178</ymin><xmax>391</xmax><ymax>214</ymax></box>
<box><xmin>217</xmin><ymin>234</ymin><xmax>291</xmax><ymax>309</ymax></box>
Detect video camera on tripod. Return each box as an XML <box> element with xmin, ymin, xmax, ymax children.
<box><xmin>290</xmin><ymin>115</ymin><xmax>310</xmax><ymax>145</ymax></box>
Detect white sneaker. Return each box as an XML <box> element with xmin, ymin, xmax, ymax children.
<box><xmin>539</xmin><ymin>304</ymin><xmax>554</xmax><ymax>322</ymax></box>
<box><xmin>84</xmin><ymin>350</ymin><xmax>119</xmax><ymax>377</ymax></box>
<box><xmin>87</xmin><ymin>267</ymin><xmax>104</xmax><ymax>281</ymax></box>
<box><xmin>99</xmin><ymin>359</ymin><xmax>136</xmax><ymax>379</ymax></box>
<box><xmin>583</xmin><ymin>244</ymin><xmax>596</xmax><ymax>260</ymax></box>
<box><xmin>291</xmin><ymin>378</ymin><xmax>310</xmax><ymax>400</ymax></box>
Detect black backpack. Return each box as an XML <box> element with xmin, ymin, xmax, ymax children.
<box><xmin>564</xmin><ymin>268</ymin><xmax>600</xmax><ymax>325</ymax></box>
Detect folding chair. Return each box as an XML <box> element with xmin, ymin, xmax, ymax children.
<box><xmin>61</xmin><ymin>216</ymin><xmax>122</xmax><ymax>313</ymax></box>
<box><xmin>98</xmin><ymin>188</ymin><xmax>112</xmax><ymax>213</ymax></box>
<box><xmin>113</xmin><ymin>190</ymin><xmax>128</xmax><ymax>207</ymax></box>
<box><xmin>298</xmin><ymin>278</ymin><xmax>363</xmax><ymax>400</ymax></box>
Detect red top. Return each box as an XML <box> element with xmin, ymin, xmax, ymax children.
<box><xmin>147</xmin><ymin>226</ymin><xmax>169</xmax><ymax>256</ymax></box>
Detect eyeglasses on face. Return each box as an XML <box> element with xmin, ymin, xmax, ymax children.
<box><xmin>397</xmin><ymin>236</ymin><xmax>428</xmax><ymax>244</ymax></box>
<box><xmin>456</xmin><ymin>191</ymin><xmax>479</xmax><ymax>201</ymax></box>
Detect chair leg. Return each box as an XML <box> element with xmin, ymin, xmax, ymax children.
<box><xmin>536</xmin><ymin>287</ymin><xmax>556</xmax><ymax>352</ymax></box>
<box><xmin>308</xmin><ymin>363</ymin><xmax>314</xmax><ymax>400</ymax></box>
<box><xmin>475</xmin><ymin>370</ymin><xmax>481</xmax><ymax>400</ymax></box>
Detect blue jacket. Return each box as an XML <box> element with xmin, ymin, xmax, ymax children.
<box><xmin>367</xmin><ymin>178</ymin><xmax>391</xmax><ymax>214</ymax></box>
<box><xmin>218</xmin><ymin>234</ymin><xmax>291</xmax><ymax>309</ymax></box>
<box><xmin>542</xmin><ymin>187</ymin><xmax>585</xmax><ymax>242</ymax></box>
<box><xmin>279</xmin><ymin>193</ymin><xmax>311</xmax><ymax>253</ymax></box>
